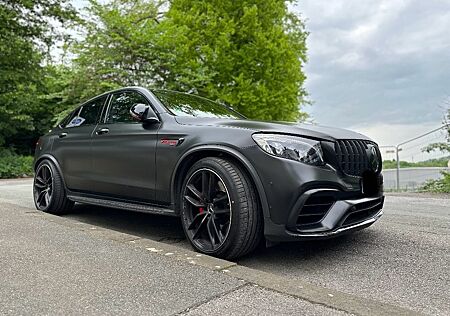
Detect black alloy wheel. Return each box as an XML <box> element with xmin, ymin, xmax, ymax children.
<box><xmin>180</xmin><ymin>157</ymin><xmax>263</xmax><ymax>259</ymax></box>
<box><xmin>183</xmin><ymin>168</ymin><xmax>232</xmax><ymax>252</ymax></box>
<box><xmin>33</xmin><ymin>160</ymin><xmax>74</xmax><ymax>214</ymax></box>
<box><xmin>34</xmin><ymin>164</ymin><xmax>53</xmax><ymax>210</ymax></box>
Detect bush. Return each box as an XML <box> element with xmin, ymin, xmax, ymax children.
<box><xmin>0</xmin><ymin>149</ymin><xmax>34</xmax><ymax>178</ymax></box>
<box><xmin>420</xmin><ymin>171</ymin><xmax>450</xmax><ymax>193</ymax></box>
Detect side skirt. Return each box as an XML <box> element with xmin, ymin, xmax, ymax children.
<box><xmin>67</xmin><ymin>193</ymin><xmax>177</xmax><ymax>217</ymax></box>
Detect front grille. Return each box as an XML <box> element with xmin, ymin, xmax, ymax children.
<box><xmin>341</xmin><ymin>197</ymin><xmax>384</xmax><ymax>227</ymax></box>
<box><xmin>335</xmin><ymin>140</ymin><xmax>379</xmax><ymax>177</ymax></box>
<box><xmin>297</xmin><ymin>195</ymin><xmax>335</xmax><ymax>225</ymax></box>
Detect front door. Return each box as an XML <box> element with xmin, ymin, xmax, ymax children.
<box><xmin>91</xmin><ymin>90</ymin><xmax>159</xmax><ymax>202</ymax></box>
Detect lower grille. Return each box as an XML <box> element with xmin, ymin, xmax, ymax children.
<box><xmin>335</xmin><ymin>140</ymin><xmax>380</xmax><ymax>177</ymax></box>
<box><xmin>341</xmin><ymin>197</ymin><xmax>384</xmax><ymax>227</ymax></box>
<box><xmin>297</xmin><ymin>195</ymin><xmax>335</xmax><ymax>225</ymax></box>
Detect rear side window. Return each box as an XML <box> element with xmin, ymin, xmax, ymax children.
<box><xmin>105</xmin><ymin>91</ymin><xmax>150</xmax><ymax>124</ymax></box>
<box><xmin>66</xmin><ymin>96</ymin><xmax>106</xmax><ymax>128</ymax></box>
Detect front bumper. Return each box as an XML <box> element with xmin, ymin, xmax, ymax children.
<box><xmin>240</xmin><ymin>145</ymin><xmax>384</xmax><ymax>242</ymax></box>
<box><xmin>291</xmin><ymin>210</ymin><xmax>383</xmax><ymax>238</ymax></box>
<box><xmin>263</xmin><ymin>190</ymin><xmax>384</xmax><ymax>242</ymax></box>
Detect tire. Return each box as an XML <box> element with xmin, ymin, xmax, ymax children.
<box><xmin>33</xmin><ymin>160</ymin><xmax>74</xmax><ymax>215</ymax></box>
<box><xmin>180</xmin><ymin>157</ymin><xmax>263</xmax><ymax>259</ymax></box>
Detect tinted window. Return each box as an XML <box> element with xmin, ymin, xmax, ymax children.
<box><xmin>58</xmin><ymin>110</ymin><xmax>78</xmax><ymax>128</ymax></box>
<box><xmin>66</xmin><ymin>96</ymin><xmax>106</xmax><ymax>128</ymax></box>
<box><xmin>153</xmin><ymin>90</ymin><xmax>242</xmax><ymax>119</ymax></box>
<box><xmin>106</xmin><ymin>91</ymin><xmax>149</xmax><ymax>124</ymax></box>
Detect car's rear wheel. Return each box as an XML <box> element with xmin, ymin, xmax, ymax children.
<box><xmin>180</xmin><ymin>157</ymin><xmax>262</xmax><ymax>259</ymax></box>
<box><xmin>33</xmin><ymin>160</ymin><xmax>74</xmax><ymax>214</ymax></box>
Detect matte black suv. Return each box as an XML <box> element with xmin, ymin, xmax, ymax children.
<box><xmin>33</xmin><ymin>87</ymin><xmax>384</xmax><ymax>259</ymax></box>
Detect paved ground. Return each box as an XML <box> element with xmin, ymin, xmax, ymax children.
<box><xmin>1</xmin><ymin>178</ymin><xmax>449</xmax><ymax>315</ymax></box>
<box><xmin>240</xmin><ymin>194</ymin><xmax>450</xmax><ymax>315</ymax></box>
<box><xmin>0</xmin><ymin>180</ymin><xmax>348</xmax><ymax>316</ymax></box>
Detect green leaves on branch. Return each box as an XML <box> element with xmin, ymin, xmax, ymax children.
<box><xmin>0</xmin><ymin>0</ymin><xmax>77</xmax><ymax>151</ymax></box>
<box><xmin>73</xmin><ymin>0</ymin><xmax>309</xmax><ymax>121</ymax></box>
<box><xmin>71</xmin><ymin>0</ymin><xmax>167</xmax><ymax>102</ymax></box>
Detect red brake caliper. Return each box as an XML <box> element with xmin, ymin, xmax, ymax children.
<box><xmin>199</xmin><ymin>207</ymin><xmax>204</xmax><ymax>214</ymax></box>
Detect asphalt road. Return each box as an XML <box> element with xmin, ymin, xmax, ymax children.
<box><xmin>1</xmin><ymin>179</ymin><xmax>449</xmax><ymax>315</ymax></box>
<box><xmin>0</xmin><ymin>179</ymin><xmax>347</xmax><ymax>316</ymax></box>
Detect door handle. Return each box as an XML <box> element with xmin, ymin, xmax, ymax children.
<box><xmin>96</xmin><ymin>128</ymin><xmax>109</xmax><ymax>135</ymax></box>
<box><xmin>59</xmin><ymin>132</ymin><xmax>67</xmax><ymax>138</ymax></box>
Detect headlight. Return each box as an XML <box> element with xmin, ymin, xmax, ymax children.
<box><xmin>252</xmin><ymin>134</ymin><xmax>325</xmax><ymax>166</ymax></box>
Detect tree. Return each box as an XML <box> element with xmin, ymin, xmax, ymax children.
<box><xmin>71</xmin><ymin>0</ymin><xmax>308</xmax><ymax>122</ymax></box>
<box><xmin>160</xmin><ymin>0</ymin><xmax>308</xmax><ymax>121</ymax></box>
<box><xmin>70</xmin><ymin>0</ymin><xmax>167</xmax><ymax>103</ymax></box>
<box><xmin>0</xmin><ymin>0</ymin><xmax>76</xmax><ymax>152</ymax></box>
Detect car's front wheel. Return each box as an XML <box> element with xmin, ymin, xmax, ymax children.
<box><xmin>33</xmin><ymin>160</ymin><xmax>74</xmax><ymax>214</ymax></box>
<box><xmin>180</xmin><ymin>157</ymin><xmax>262</xmax><ymax>259</ymax></box>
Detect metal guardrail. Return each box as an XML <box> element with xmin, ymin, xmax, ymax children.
<box><xmin>380</xmin><ymin>124</ymin><xmax>449</xmax><ymax>191</ymax></box>
<box><xmin>383</xmin><ymin>167</ymin><xmax>450</xmax><ymax>191</ymax></box>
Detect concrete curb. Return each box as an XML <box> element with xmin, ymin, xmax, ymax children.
<box><xmin>28</xmin><ymin>209</ymin><xmax>421</xmax><ymax>316</ymax></box>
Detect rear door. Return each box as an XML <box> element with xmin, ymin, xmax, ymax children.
<box><xmin>90</xmin><ymin>90</ymin><xmax>159</xmax><ymax>202</ymax></box>
<box><xmin>52</xmin><ymin>96</ymin><xmax>108</xmax><ymax>192</ymax></box>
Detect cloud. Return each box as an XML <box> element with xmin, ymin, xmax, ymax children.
<box><xmin>294</xmin><ymin>0</ymin><xmax>450</xmax><ymax>144</ymax></box>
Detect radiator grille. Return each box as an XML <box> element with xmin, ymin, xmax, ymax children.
<box><xmin>335</xmin><ymin>140</ymin><xmax>380</xmax><ymax>177</ymax></box>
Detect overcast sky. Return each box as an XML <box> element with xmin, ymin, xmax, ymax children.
<box><xmin>293</xmin><ymin>0</ymin><xmax>450</xmax><ymax>146</ymax></box>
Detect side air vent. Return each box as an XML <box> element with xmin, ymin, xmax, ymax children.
<box><xmin>297</xmin><ymin>195</ymin><xmax>335</xmax><ymax>225</ymax></box>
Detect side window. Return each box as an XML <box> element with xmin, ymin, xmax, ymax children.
<box><xmin>106</xmin><ymin>91</ymin><xmax>149</xmax><ymax>124</ymax></box>
<box><xmin>66</xmin><ymin>96</ymin><xmax>106</xmax><ymax>128</ymax></box>
<box><xmin>58</xmin><ymin>109</ymin><xmax>78</xmax><ymax>128</ymax></box>
<box><xmin>63</xmin><ymin>109</ymin><xmax>81</xmax><ymax>128</ymax></box>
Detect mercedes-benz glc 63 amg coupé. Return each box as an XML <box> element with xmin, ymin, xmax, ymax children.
<box><xmin>33</xmin><ymin>87</ymin><xmax>384</xmax><ymax>259</ymax></box>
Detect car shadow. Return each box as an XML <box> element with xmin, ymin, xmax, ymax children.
<box><xmin>66</xmin><ymin>203</ymin><xmax>187</xmax><ymax>245</ymax></box>
<box><xmin>65</xmin><ymin>203</ymin><xmax>381</xmax><ymax>268</ymax></box>
<box><xmin>238</xmin><ymin>228</ymin><xmax>383</xmax><ymax>270</ymax></box>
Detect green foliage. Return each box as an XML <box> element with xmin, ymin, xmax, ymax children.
<box><xmin>160</xmin><ymin>0</ymin><xmax>308</xmax><ymax>121</ymax></box>
<box><xmin>72</xmin><ymin>0</ymin><xmax>308</xmax><ymax>121</ymax></box>
<box><xmin>420</xmin><ymin>171</ymin><xmax>450</xmax><ymax>193</ymax></box>
<box><xmin>70</xmin><ymin>0</ymin><xmax>167</xmax><ymax>102</ymax></box>
<box><xmin>383</xmin><ymin>157</ymin><xmax>450</xmax><ymax>170</ymax></box>
<box><xmin>0</xmin><ymin>0</ymin><xmax>77</xmax><ymax>153</ymax></box>
<box><xmin>0</xmin><ymin>149</ymin><xmax>34</xmax><ymax>178</ymax></box>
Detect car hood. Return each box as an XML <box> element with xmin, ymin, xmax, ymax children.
<box><xmin>175</xmin><ymin>117</ymin><xmax>373</xmax><ymax>142</ymax></box>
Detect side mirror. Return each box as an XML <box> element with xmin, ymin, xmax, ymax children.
<box><xmin>130</xmin><ymin>103</ymin><xmax>160</xmax><ymax>124</ymax></box>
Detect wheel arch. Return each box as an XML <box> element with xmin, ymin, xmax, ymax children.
<box><xmin>171</xmin><ymin>145</ymin><xmax>270</xmax><ymax>220</ymax></box>
<box><xmin>34</xmin><ymin>154</ymin><xmax>67</xmax><ymax>189</ymax></box>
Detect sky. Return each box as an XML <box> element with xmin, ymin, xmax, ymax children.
<box><xmin>293</xmin><ymin>0</ymin><xmax>450</xmax><ymax>147</ymax></box>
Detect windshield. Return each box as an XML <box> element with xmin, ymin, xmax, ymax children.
<box><xmin>152</xmin><ymin>90</ymin><xmax>243</xmax><ymax>119</ymax></box>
